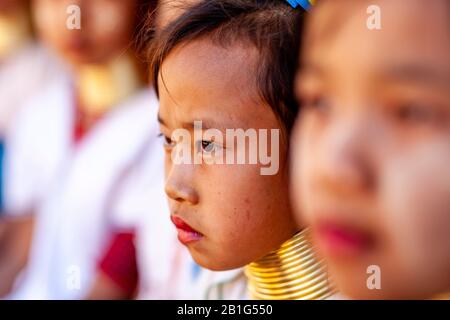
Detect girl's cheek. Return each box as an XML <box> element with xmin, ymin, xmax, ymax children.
<box><xmin>296</xmin><ymin>126</ymin><xmax>322</xmax><ymax>226</ymax></box>
<box><xmin>381</xmin><ymin>137</ymin><xmax>450</xmax><ymax>266</ymax></box>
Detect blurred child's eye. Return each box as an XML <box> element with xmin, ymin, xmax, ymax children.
<box><xmin>301</xmin><ymin>93</ymin><xmax>331</xmax><ymax>115</ymax></box>
<box><xmin>392</xmin><ymin>102</ymin><xmax>437</xmax><ymax>125</ymax></box>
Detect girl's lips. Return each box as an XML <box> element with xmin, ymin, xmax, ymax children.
<box><xmin>170</xmin><ymin>216</ymin><xmax>203</xmax><ymax>245</ymax></box>
<box><xmin>316</xmin><ymin>222</ymin><xmax>375</xmax><ymax>257</ymax></box>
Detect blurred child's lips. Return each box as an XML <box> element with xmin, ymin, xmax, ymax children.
<box><xmin>316</xmin><ymin>221</ymin><xmax>375</xmax><ymax>258</ymax></box>
<box><xmin>170</xmin><ymin>215</ymin><xmax>203</xmax><ymax>245</ymax></box>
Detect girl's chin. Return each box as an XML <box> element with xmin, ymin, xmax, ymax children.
<box><xmin>190</xmin><ymin>250</ymin><xmax>248</xmax><ymax>271</ymax></box>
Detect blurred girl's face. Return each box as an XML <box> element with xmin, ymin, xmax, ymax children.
<box><xmin>291</xmin><ymin>0</ymin><xmax>450</xmax><ymax>299</ymax></box>
<box><xmin>158</xmin><ymin>39</ymin><xmax>297</xmax><ymax>271</ymax></box>
<box><xmin>32</xmin><ymin>0</ymin><xmax>138</xmax><ymax>65</ymax></box>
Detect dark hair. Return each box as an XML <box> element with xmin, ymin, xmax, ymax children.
<box><xmin>147</xmin><ymin>0</ymin><xmax>304</xmax><ymax>137</ymax></box>
<box><xmin>134</xmin><ymin>0</ymin><xmax>158</xmax><ymax>38</ymax></box>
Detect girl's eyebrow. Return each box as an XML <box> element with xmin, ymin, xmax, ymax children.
<box><xmin>157</xmin><ymin>113</ymin><xmax>167</xmax><ymax>127</ymax></box>
<box><xmin>300</xmin><ymin>60</ymin><xmax>450</xmax><ymax>89</ymax></box>
<box><xmin>298</xmin><ymin>60</ymin><xmax>326</xmax><ymax>78</ymax></box>
<box><xmin>157</xmin><ymin>113</ymin><xmax>232</xmax><ymax>131</ymax></box>
<box><xmin>183</xmin><ymin>118</ymin><xmax>232</xmax><ymax>131</ymax></box>
<box><xmin>382</xmin><ymin>63</ymin><xmax>450</xmax><ymax>89</ymax></box>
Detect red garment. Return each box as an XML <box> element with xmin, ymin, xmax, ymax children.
<box><xmin>72</xmin><ymin>94</ymin><xmax>104</xmax><ymax>145</ymax></box>
<box><xmin>73</xmin><ymin>107</ymin><xmax>86</xmax><ymax>144</ymax></box>
<box><xmin>98</xmin><ymin>231</ymin><xmax>139</xmax><ymax>296</ymax></box>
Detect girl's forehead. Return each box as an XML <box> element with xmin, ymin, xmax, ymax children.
<box><xmin>157</xmin><ymin>43</ymin><xmax>277</xmax><ymax>131</ymax></box>
<box><xmin>308</xmin><ymin>0</ymin><xmax>447</xmax><ymax>43</ymax></box>
<box><xmin>159</xmin><ymin>39</ymin><xmax>261</xmax><ymax>109</ymax></box>
<box><xmin>304</xmin><ymin>1</ymin><xmax>450</xmax><ymax>72</ymax></box>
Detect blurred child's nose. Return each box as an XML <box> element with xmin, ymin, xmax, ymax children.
<box><xmin>317</xmin><ymin>114</ymin><xmax>377</xmax><ymax>196</ymax></box>
<box><xmin>165</xmin><ymin>163</ymin><xmax>199</xmax><ymax>205</ymax></box>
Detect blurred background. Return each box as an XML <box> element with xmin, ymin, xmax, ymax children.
<box><xmin>0</xmin><ymin>0</ymin><xmax>184</xmax><ymax>300</ymax></box>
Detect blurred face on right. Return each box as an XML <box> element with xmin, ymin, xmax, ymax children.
<box><xmin>291</xmin><ymin>0</ymin><xmax>450</xmax><ymax>299</ymax></box>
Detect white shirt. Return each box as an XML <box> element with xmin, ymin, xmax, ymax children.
<box><xmin>0</xmin><ymin>45</ymin><xmax>60</xmax><ymax>214</ymax></box>
<box><xmin>0</xmin><ymin>44</ymin><xmax>59</xmax><ymax>137</ymax></box>
<box><xmin>4</xmin><ymin>64</ymin><xmax>73</xmax><ymax>216</ymax></box>
<box><xmin>7</xmin><ymin>84</ymin><xmax>160</xmax><ymax>299</ymax></box>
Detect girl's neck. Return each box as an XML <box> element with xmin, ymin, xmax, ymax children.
<box><xmin>74</xmin><ymin>53</ymin><xmax>142</xmax><ymax>119</ymax></box>
<box><xmin>0</xmin><ymin>5</ymin><xmax>31</xmax><ymax>61</ymax></box>
<box><xmin>245</xmin><ymin>229</ymin><xmax>336</xmax><ymax>300</ymax></box>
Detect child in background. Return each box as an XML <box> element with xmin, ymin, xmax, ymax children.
<box><xmin>1</xmin><ymin>0</ymin><xmax>157</xmax><ymax>299</ymax></box>
<box><xmin>150</xmin><ymin>0</ymin><xmax>336</xmax><ymax>299</ymax></box>
<box><xmin>0</xmin><ymin>0</ymin><xmax>58</xmax><ymax>214</ymax></box>
<box><xmin>291</xmin><ymin>0</ymin><xmax>450</xmax><ymax>299</ymax></box>
<box><xmin>0</xmin><ymin>0</ymin><xmax>63</xmax><ymax>295</ymax></box>
<box><xmin>0</xmin><ymin>0</ymin><xmax>30</xmax><ymax>144</ymax></box>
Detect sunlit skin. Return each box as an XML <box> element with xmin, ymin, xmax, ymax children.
<box><xmin>32</xmin><ymin>0</ymin><xmax>138</xmax><ymax>66</ymax></box>
<box><xmin>291</xmin><ymin>0</ymin><xmax>450</xmax><ymax>299</ymax></box>
<box><xmin>158</xmin><ymin>38</ymin><xmax>298</xmax><ymax>271</ymax></box>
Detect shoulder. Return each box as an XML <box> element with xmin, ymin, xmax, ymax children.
<box><xmin>93</xmin><ymin>88</ymin><xmax>159</xmax><ymax>142</ymax></box>
<box><xmin>199</xmin><ymin>269</ymin><xmax>248</xmax><ymax>300</ymax></box>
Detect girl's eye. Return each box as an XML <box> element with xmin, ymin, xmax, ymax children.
<box><xmin>201</xmin><ymin>140</ymin><xmax>215</xmax><ymax>153</ymax></box>
<box><xmin>392</xmin><ymin>102</ymin><xmax>436</xmax><ymax>125</ymax></box>
<box><xmin>197</xmin><ymin>140</ymin><xmax>220</xmax><ymax>154</ymax></box>
<box><xmin>158</xmin><ymin>133</ymin><xmax>175</xmax><ymax>148</ymax></box>
<box><xmin>301</xmin><ymin>93</ymin><xmax>331</xmax><ymax>114</ymax></box>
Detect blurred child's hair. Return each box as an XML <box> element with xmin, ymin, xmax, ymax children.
<box><xmin>147</xmin><ymin>0</ymin><xmax>304</xmax><ymax>138</ymax></box>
